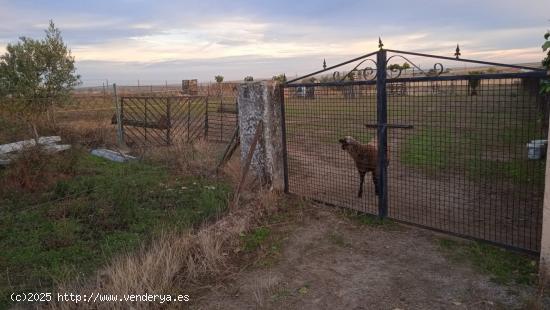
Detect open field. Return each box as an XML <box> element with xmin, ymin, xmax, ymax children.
<box><xmin>283</xmin><ymin>78</ymin><xmax>546</xmax><ymax>251</ymax></box>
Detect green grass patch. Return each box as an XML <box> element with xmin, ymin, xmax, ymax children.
<box><xmin>342</xmin><ymin>209</ymin><xmax>399</xmax><ymax>230</ymax></box>
<box><xmin>438</xmin><ymin>238</ymin><xmax>537</xmax><ymax>285</ymax></box>
<box><xmin>241</xmin><ymin>227</ymin><xmax>271</xmax><ymax>252</ymax></box>
<box><xmin>496</xmin><ymin>121</ymin><xmax>541</xmax><ymax>145</ymax></box>
<box><xmin>400</xmin><ymin>127</ymin><xmax>454</xmax><ymax>170</ymax></box>
<box><xmin>468</xmin><ymin>158</ymin><xmax>545</xmax><ymax>187</ymax></box>
<box><xmin>0</xmin><ymin>150</ymin><xmax>230</xmax><ymax>308</ymax></box>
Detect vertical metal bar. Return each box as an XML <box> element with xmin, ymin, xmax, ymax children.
<box><xmin>221</xmin><ymin>95</ymin><xmax>224</xmax><ymax>141</ymax></box>
<box><xmin>279</xmin><ymin>85</ymin><xmax>290</xmax><ymax>193</ymax></box>
<box><xmin>113</xmin><ymin>83</ymin><xmax>124</xmax><ymax>146</ymax></box>
<box><xmin>145</xmin><ymin>98</ymin><xmax>148</xmax><ymax>142</ymax></box>
<box><xmin>376</xmin><ymin>50</ymin><xmax>389</xmax><ymax>219</ymax></box>
<box><xmin>166</xmin><ymin>97</ymin><xmax>171</xmax><ymax>145</ymax></box>
<box><xmin>204</xmin><ymin>97</ymin><xmax>209</xmax><ymax>139</ymax></box>
<box><xmin>187</xmin><ymin>97</ymin><xmax>191</xmax><ymax>142</ymax></box>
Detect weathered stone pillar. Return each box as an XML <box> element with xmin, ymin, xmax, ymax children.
<box><xmin>237</xmin><ymin>81</ymin><xmax>284</xmax><ymax>191</ymax></box>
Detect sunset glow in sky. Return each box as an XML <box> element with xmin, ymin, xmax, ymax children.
<box><xmin>0</xmin><ymin>0</ymin><xmax>548</xmax><ymax>85</ymax></box>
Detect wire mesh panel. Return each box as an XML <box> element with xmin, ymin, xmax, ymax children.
<box><xmin>206</xmin><ymin>87</ymin><xmax>238</xmax><ymax>143</ymax></box>
<box><xmin>283</xmin><ymin>82</ymin><xmax>379</xmax><ymax>214</ymax></box>
<box><xmin>56</xmin><ymin>95</ymin><xmax>114</xmax><ymax>128</ymax></box>
<box><xmin>120</xmin><ymin>96</ymin><xmax>207</xmax><ymax>147</ymax></box>
<box><xmin>281</xmin><ymin>47</ymin><xmax>548</xmax><ymax>252</ymax></box>
<box><xmin>386</xmin><ymin>76</ymin><xmax>546</xmax><ymax>251</ymax></box>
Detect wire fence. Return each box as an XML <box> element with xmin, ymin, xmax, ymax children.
<box><xmin>0</xmin><ymin>82</ymin><xmax>240</xmax><ymax>147</ymax></box>
<box><xmin>282</xmin><ymin>48</ymin><xmax>549</xmax><ymax>252</ymax></box>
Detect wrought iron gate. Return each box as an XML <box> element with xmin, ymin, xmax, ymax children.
<box><xmin>281</xmin><ymin>45</ymin><xmax>549</xmax><ymax>252</ymax></box>
<box><xmin>118</xmin><ymin>95</ymin><xmax>207</xmax><ymax>147</ymax></box>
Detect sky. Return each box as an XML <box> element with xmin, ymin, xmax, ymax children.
<box><xmin>0</xmin><ymin>0</ymin><xmax>549</xmax><ymax>86</ymax></box>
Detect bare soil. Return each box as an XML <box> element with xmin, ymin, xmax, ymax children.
<box><xmin>286</xmin><ymin>140</ymin><xmax>542</xmax><ymax>252</ymax></box>
<box><xmin>191</xmin><ymin>204</ymin><xmax>536</xmax><ymax>310</ymax></box>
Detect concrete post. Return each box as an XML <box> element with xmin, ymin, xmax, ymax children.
<box><xmin>237</xmin><ymin>81</ymin><xmax>284</xmax><ymax>191</ymax></box>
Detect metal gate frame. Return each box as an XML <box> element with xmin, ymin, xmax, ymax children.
<box><xmin>280</xmin><ymin>44</ymin><xmax>549</xmax><ymax>252</ymax></box>
<box><xmin>118</xmin><ymin>95</ymin><xmax>208</xmax><ymax>147</ymax></box>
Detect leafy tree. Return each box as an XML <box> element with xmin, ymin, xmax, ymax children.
<box><xmin>402</xmin><ymin>62</ymin><xmax>411</xmax><ymax>70</ymax></box>
<box><xmin>214</xmin><ymin>75</ymin><xmax>224</xmax><ymax>97</ymax></box>
<box><xmin>468</xmin><ymin>71</ymin><xmax>483</xmax><ymax>96</ymax></box>
<box><xmin>387</xmin><ymin>64</ymin><xmax>401</xmax><ymax>71</ymax></box>
<box><xmin>541</xmin><ymin>31</ymin><xmax>550</xmax><ymax>94</ymax></box>
<box><xmin>272</xmin><ymin>74</ymin><xmax>286</xmax><ymax>83</ymax></box>
<box><xmin>0</xmin><ymin>20</ymin><xmax>81</xmax><ymax>140</ymax></box>
<box><xmin>244</xmin><ymin>76</ymin><xmax>254</xmax><ymax>82</ymax></box>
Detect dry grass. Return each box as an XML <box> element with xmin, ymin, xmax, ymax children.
<box><xmin>252</xmin><ymin>273</ymin><xmax>280</xmax><ymax>307</ymax></box>
<box><xmin>521</xmin><ymin>266</ymin><xmax>549</xmax><ymax>310</ymax></box>
<box><xmin>55</xmin><ymin>119</ymin><xmax>116</xmax><ymax>148</ymax></box>
<box><xmin>46</xmin><ymin>190</ymin><xmax>284</xmax><ymax>310</ymax></box>
<box><xmin>1</xmin><ymin>147</ymin><xmax>79</xmax><ymax>194</ymax></box>
<box><xmin>141</xmin><ymin>139</ymin><xmax>222</xmax><ymax>178</ymax></box>
<box><xmin>0</xmin><ymin>135</ymin><xmax>288</xmax><ymax>309</ymax></box>
<box><xmin>44</xmin><ymin>142</ymin><xmax>286</xmax><ymax>309</ymax></box>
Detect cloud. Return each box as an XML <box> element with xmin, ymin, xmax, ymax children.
<box><xmin>0</xmin><ymin>0</ymin><xmax>548</xmax><ymax>83</ymax></box>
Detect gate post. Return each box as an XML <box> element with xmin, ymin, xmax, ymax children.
<box><xmin>279</xmin><ymin>86</ymin><xmax>289</xmax><ymax>193</ymax></box>
<box><xmin>540</xmin><ymin>90</ymin><xmax>550</xmax><ymax>277</ymax></box>
<box><xmin>376</xmin><ymin>50</ymin><xmax>389</xmax><ymax>218</ymax></box>
<box><xmin>113</xmin><ymin>83</ymin><xmax>125</xmax><ymax>147</ymax></box>
<box><xmin>237</xmin><ymin>81</ymin><xmax>285</xmax><ymax>191</ymax></box>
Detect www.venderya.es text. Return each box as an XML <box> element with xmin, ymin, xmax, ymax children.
<box><xmin>11</xmin><ymin>292</ymin><xmax>190</xmax><ymax>304</ymax></box>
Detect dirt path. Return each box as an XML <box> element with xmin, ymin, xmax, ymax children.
<box><xmin>192</xmin><ymin>204</ymin><xmax>536</xmax><ymax>310</ymax></box>
<box><xmin>286</xmin><ymin>140</ymin><xmax>542</xmax><ymax>252</ymax></box>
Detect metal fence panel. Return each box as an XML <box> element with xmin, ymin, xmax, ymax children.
<box><xmin>282</xmin><ymin>62</ymin><xmax>547</xmax><ymax>252</ymax></box>
<box><xmin>120</xmin><ymin>96</ymin><xmax>207</xmax><ymax>147</ymax></box>
<box><xmin>385</xmin><ymin>77</ymin><xmax>545</xmax><ymax>252</ymax></box>
<box><xmin>283</xmin><ymin>82</ymin><xmax>379</xmax><ymax>214</ymax></box>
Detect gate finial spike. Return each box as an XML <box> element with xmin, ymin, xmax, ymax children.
<box><xmin>323</xmin><ymin>58</ymin><xmax>327</xmax><ymax>70</ymax></box>
<box><xmin>378</xmin><ymin>37</ymin><xmax>384</xmax><ymax>50</ymax></box>
<box><xmin>454</xmin><ymin>44</ymin><xmax>461</xmax><ymax>59</ymax></box>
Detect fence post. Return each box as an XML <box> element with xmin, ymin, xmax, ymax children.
<box><xmin>113</xmin><ymin>83</ymin><xmax>124</xmax><ymax>146</ymax></box>
<box><xmin>376</xmin><ymin>50</ymin><xmax>389</xmax><ymax>219</ymax></box>
<box><xmin>279</xmin><ymin>85</ymin><xmax>289</xmax><ymax>193</ymax></box>
<box><xmin>237</xmin><ymin>81</ymin><xmax>285</xmax><ymax>191</ymax></box>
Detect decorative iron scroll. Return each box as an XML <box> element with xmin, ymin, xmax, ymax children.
<box><xmin>330</xmin><ymin>54</ymin><xmax>447</xmax><ymax>82</ymax></box>
<box><xmin>386</xmin><ymin>54</ymin><xmax>445</xmax><ymax>79</ymax></box>
<box><xmin>335</xmin><ymin>58</ymin><xmax>378</xmax><ymax>81</ymax></box>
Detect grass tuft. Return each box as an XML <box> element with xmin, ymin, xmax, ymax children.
<box><xmin>437</xmin><ymin>238</ymin><xmax>538</xmax><ymax>285</ymax></box>
<box><xmin>242</xmin><ymin>227</ymin><xmax>271</xmax><ymax>252</ymax></box>
<box><xmin>341</xmin><ymin>209</ymin><xmax>399</xmax><ymax>230</ymax></box>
